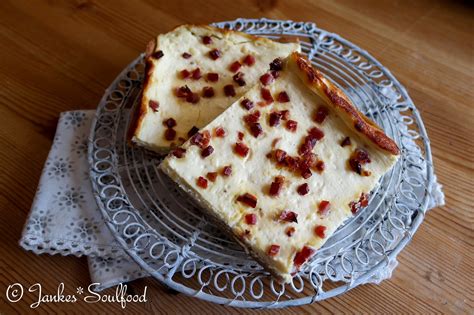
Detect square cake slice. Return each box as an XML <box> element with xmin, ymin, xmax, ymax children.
<box><xmin>160</xmin><ymin>52</ymin><xmax>400</xmax><ymax>282</ymax></box>
<box><xmin>129</xmin><ymin>24</ymin><xmax>300</xmax><ymax>153</ymax></box>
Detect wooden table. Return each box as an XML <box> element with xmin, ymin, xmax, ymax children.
<box><xmin>1</xmin><ymin>0</ymin><xmax>472</xmax><ymax>313</ymax></box>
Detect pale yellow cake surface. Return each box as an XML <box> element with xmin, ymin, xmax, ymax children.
<box><xmin>160</xmin><ymin>53</ymin><xmax>399</xmax><ymax>282</ymax></box>
<box><xmin>131</xmin><ymin>25</ymin><xmax>300</xmax><ymax>153</ymax></box>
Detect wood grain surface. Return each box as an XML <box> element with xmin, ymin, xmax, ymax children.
<box><xmin>0</xmin><ymin>0</ymin><xmax>472</xmax><ymax>314</ymax></box>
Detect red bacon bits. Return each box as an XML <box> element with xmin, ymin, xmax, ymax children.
<box><xmin>261</xmin><ymin>88</ymin><xmax>274</xmax><ymax>104</ymax></box>
<box><xmin>222</xmin><ymin>165</ymin><xmax>232</xmax><ymax>176</ymax></box>
<box><xmin>164</xmin><ymin>128</ymin><xmax>176</xmax><ymax>141</ymax></box>
<box><xmin>206</xmin><ymin>72</ymin><xmax>219</xmax><ymax>82</ymax></box>
<box><xmin>243</xmin><ymin>111</ymin><xmax>262</xmax><ymax>138</ymax></box>
<box><xmin>182</xmin><ymin>52</ymin><xmax>192</xmax><ymax>59</ymax></box>
<box><xmin>175</xmin><ymin>85</ymin><xmax>192</xmax><ymax>98</ymax></box>
<box><xmin>293</xmin><ymin>246</ymin><xmax>315</xmax><ymax>268</ymax></box>
<box><xmin>214</xmin><ymin>127</ymin><xmax>226</xmax><ymax>138</ymax></box>
<box><xmin>314</xmin><ymin>225</ymin><xmax>327</xmax><ymax>238</ymax></box>
<box><xmin>315</xmin><ymin>160</ymin><xmax>325</xmax><ymax>173</ymax></box>
<box><xmin>277</xmin><ymin>91</ymin><xmax>290</xmax><ymax>103</ymax></box>
<box><xmin>209</xmin><ymin>49</ymin><xmax>221</xmax><ymax>60</ymax></box>
<box><xmin>298</xmin><ymin>137</ymin><xmax>316</xmax><ymax>156</ymax></box>
<box><xmin>350</xmin><ymin>193</ymin><xmax>369</xmax><ymax>214</ymax></box>
<box><xmin>187</xmin><ymin>126</ymin><xmax>199</xmax><ymax>137</ymax></box>
<box><xmin>233</xmin><ymin>72</ymin><xmax>246</xmax><ymax>86</ymax></box>
<box><xmin>151</xmin><ymin>50</ymin><xmax>164</xmax><ymax>59</ymax></box>
<box><xmin>308</xmin><ymin>127</ymin><xmax>325</xmax><ymax>141</ymax></box>
<box><xmin>237</xmin><ymin>193</ymin><xmax>257</xmax><ymax>208</ymax></box>
<box><xmin>286</xmin><ymin>226</ymin><xmax>296</xmax><ymax>237</ymax></box>
<box><xmin>202</xmin><ymin>86</ymin><xmax>215</xmax><ymax>98</ymax></box>
<box><xmin>301</xmin><ymin>169</ymin><xmax>312</xmax><ymax>179</ymax></box>
<box><xmin>186</xmin><ymin>92</ymin><xmax>200</xmax><ymax>104</ymax></box>
<box><xmin>314</xmin><ymin>106</ymin><xmax>329</xmax><ymax>124</ymax></box>
<box><xmin>279</xmin><ymin>210</ymin><xmax>298</xmax><ymax>223</ymax></box>
<box><xmin>350</xmin><ymin>201</ymin><xmax>358</xmax><ymax>214</ymax></box>
<box><xmin>318</xmin><ymin>200</ymin><xmax>330</xmax><ymax>215</ymax></box>
<box><xmin>341</xmin><ymin>137</ymin><xmax>351</xmax><ymax>147</ymax></box>
<box><xmin>202</xmin><ymin>35</ymin><xmax>212</xmax><ymax>45</ymax></box>
<box><xmin>224</xmin><ymin>84</ymin><xmax>236</xmax><ymax>97</ymax></box>
<box><xmin>360</xmin><ymin>193</ymin><xmax>369</xmax><ymax>207</ymax></box>
<box><xmin>240</xmin><ymin>98</ymin><xmax>254</xmax><ymax>110</ymax></box>
<box><xmin>244</xmin><ymin>111</ymin><xmax>261</xmax><ymax>124</ymax></box>
<box><xmin>196</xmin><ymin>176</ymin><xmax>208</xmax><ymax>189</ymax></box>
<box><xmin>180</xmin><ymin>69</ymin><xmax>191</xmax><ymax>79</ymax></box>
<box><xmin>269</xmin><ymin>112</ymin><xmax>282</xmax><ymax>127</ymax></box>
<box><xmin>297</xmin><ymin>183</ymin><xmax>309</xmax><ymax>196</ymax></box>
<box><xmin>274</xmin><ymin>149</ymin><xmax>287</xmax><ymax>163</ymax></box>
<box><xmin>206</xmin><ymin>172</ymin><xmax>218</xmax><ymax>182</ymax></box>
<box><xmin>229</xmin><ymin>61</ymin><xmax>242</xmax><ymax>73</ymax></box>
<box><xmin>280</xmin><ymin>110</ymin><xmax>290</xmax><ymax>120</ymax></box>
<box><xmin>192</xmin><ymin>68</ymin><xmax>202</xmax><ymax>80</ymax></box>
<box><xmin>163</xmin><ymin>118</ymin><xmax>177</xmax><ymax>128</ymax></box>
<box><xmin>243</xmin><ymin>54</ymin><xmax>255</xmax><ymax>66</ymax></box>
<box><xmin>237</xmin><ymin>131</ymin><xmax>244</xmax><ymax>141</ymax></box>
<box><xmin>286</xmin><ymin>120</ymin><xmax>297</xmax><ymax>132</ymax></box>
<box><xmin>260</xmin><ymin>73</ymin><xmax>274</xmax><ymax>86</ymax></box>
<box><xmin>299</xmin><ymin>127</ymin><xmax>325</xmax><ymax>155</ymax></box>
<box><xmin>349</xmin><ymin>148</ymin><xmax>371</xmax><ymax>175</ymax></box>
<box><xmin>269</xmin><ymin>58</ymin><xmax>283</xmax><ymax>71</ymax></box>
<box><xmin>268</xmin><ymin>245</ymin><xmax>280</xmax><ymax>256</ymax></box>
<box><xmin>171</xmin><ymin>148</ymin><xmax>186</xmax><ymax>158</ymax></box>
<box><xmin>245</xmin><ymin>213</ymin><xmax>257</xmax><ymax>225</ymax></box>
<box><xmin>149</xmin><ymin>100</ymin><xmax>159</xmax><ymax>112</ymax></box>
<box><xmin>234</xmin><ymin>142</ymin><xmax>249</xmax><ymax>157</ymax></box>
<box><xmin>269</xmin><ymin>176</ymin><xmax>285</xmax><ymax>196</ymax></box>
<box><xmin>190</xmin><ymin>131</ymin><xmax>211</xmax><ymax>148</ymax></box>
<box><xmin>201</xmin><ymin>145</ymin><xmax>214</xmax><ymax>158</ymax></box>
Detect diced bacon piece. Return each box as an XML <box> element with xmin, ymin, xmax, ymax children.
<box><xmin>318</xmin><ymin>200</ymin><xmax>330</xmax><ymax>215</ymax></box>
<box><xmin>293</xmin><ymin>246</ymin><xmax>315</xmax><ymax>268</ymax></box>
<box><xmin>171</xmin><ymin>148</ymin><xmax>186</xmax><ymax>158</ymax></box>
<box><xmin>243</xmin><ymin>54</ymin><xmax>255</xmax><ymax>66</ymax></box>
<box><xmin>268</xmin><ymin>244</ymin><xmax>280</xmax><ymax>256</ymax></box>
<box><xmin>182</xmin><ymin>52</ymin><xmax>192</xmax><ymax>59</ymax></box>
<box><xmin>206</xmin><ymin>72</ymin><xmax>219</xmax><ymax>82</ymax></box>
<box><xmin>149</xmin><ymin>100</ymin><xmax>159</xmax><ymax>112</ymax></box>
<box><xmin>224</xmin><ymin>84</ymin><xmax>236</xmax><ymax>97</ymax></box>
<box><xmin>234</xmin><ymin>142</ymin><xmax>249</xmax><ymax>157</ymax></box>
<box><xmin>314</xmin><ymin>225</ymin><xmax>327</xmax><ymax>238</ymax></box>
<box><xmin>277</xmin><ymin>91</ymin><xmax>290</xmax><ymax>103</ymax></box>
<box><xmin>164</xmin><ymin>128</ymin><xmax>176</xmax><ymax>141</ymax></box>
<box><xmin>261</xmin><ymin>88</ymin><xmax>274</xmax><ymax>104</ymax></box>
<box><xmin>286</xmin><ymin>120</ymin><xmax>297</xmax><ymax>132</ymax></box>
<box><xmin>206</xmin><ymin>172</ymin><xmax>218</xmax><ymax>182</ymax></box>
<box><xmin>202</xmin><ymin>86</ymin><xmax>215</xmax><ymax>98</ymax></box>
<box><xmin>240</xmin><ymin>98</ymin><xmax>254</xmax><ymax>110</ymax></box>
<box><xmin>202</xmin><ymin>35</ymin><xmax>212</xmax><ymax>45</ymax></box>
<box><xmin>297</xmin><ymin>183</ymin><xmax>309</xmax><ymax>195</ymax></box>
<box><xmin>233</xmin><ymin>72</ymin><xmax>246</xmax><ymax>86</ymax></box>
<box><xmin>214</xmin><ymin>127</ymin><xmax>226</xmax><ymax>137</ymax></box>
<box><xmin>222</xmin><ymin>165</ymin><xmax>232</xmax><ymax>176</ymax></box>
<box><xmin>229</xmin><ymin>61</ymin><xmax>242</xmax><ymax>73</ymax></box>
<box><xmin>209</xmin><ymin>49</ymin><xmax>221</xmax><ymax>60</ymax></box>
<box><xmin>260</xmin><ymin>73</ymin><xmax>274</xmax><ymax>85</ymax></box>
<box><xmin>245</xmin><ymin>213</ymin><xmax>257</xmax><ymax>225</ymax></box>
<box><xmin>279</xmin><ymin>210</ymin><xmax>298</xmax><ymax>223</ymax></box>
<box><xmin>237</xmin><ymin>193</ymin><xmax>257</xmax><ymax>208</ymax></box>
<box><xmin>196</xmin><ymin>176</ymin><xmax>208</xmax><ymax>188</ymax></box>
<box><xmin>314</xmin><ymin>106</ymin><xmax>329</xmax><ymax>123</ymax></box>
<box><xmin>201</xmin><ymin>145</ymin><xmax>214</xmax><ymax>158</ymax></box>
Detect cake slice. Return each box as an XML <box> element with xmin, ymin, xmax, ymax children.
<box><xmin>160</xmin><ymin>52</ymin><xmax>400</xmax><ymax>282</ymax></box>
<box><xmin>129</xmin><ymin>24</ymin><xmax>300</xmax><ymax>153</ymax></box>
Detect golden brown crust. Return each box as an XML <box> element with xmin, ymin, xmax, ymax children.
<box><xmin>290</xmin><ymin>52</ymin><xmax>400</xmax><ymax>155</ymax></box>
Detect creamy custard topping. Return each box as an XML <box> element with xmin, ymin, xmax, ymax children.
<box><xmin>160</xmin><ymin>54</ymin><xmax>398</xmax><ymax>282</ymax></box>
<box><xmin>132</xmin><ymin>25</ymin><xmax>300</xmax><ymax>153</ymax></box>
